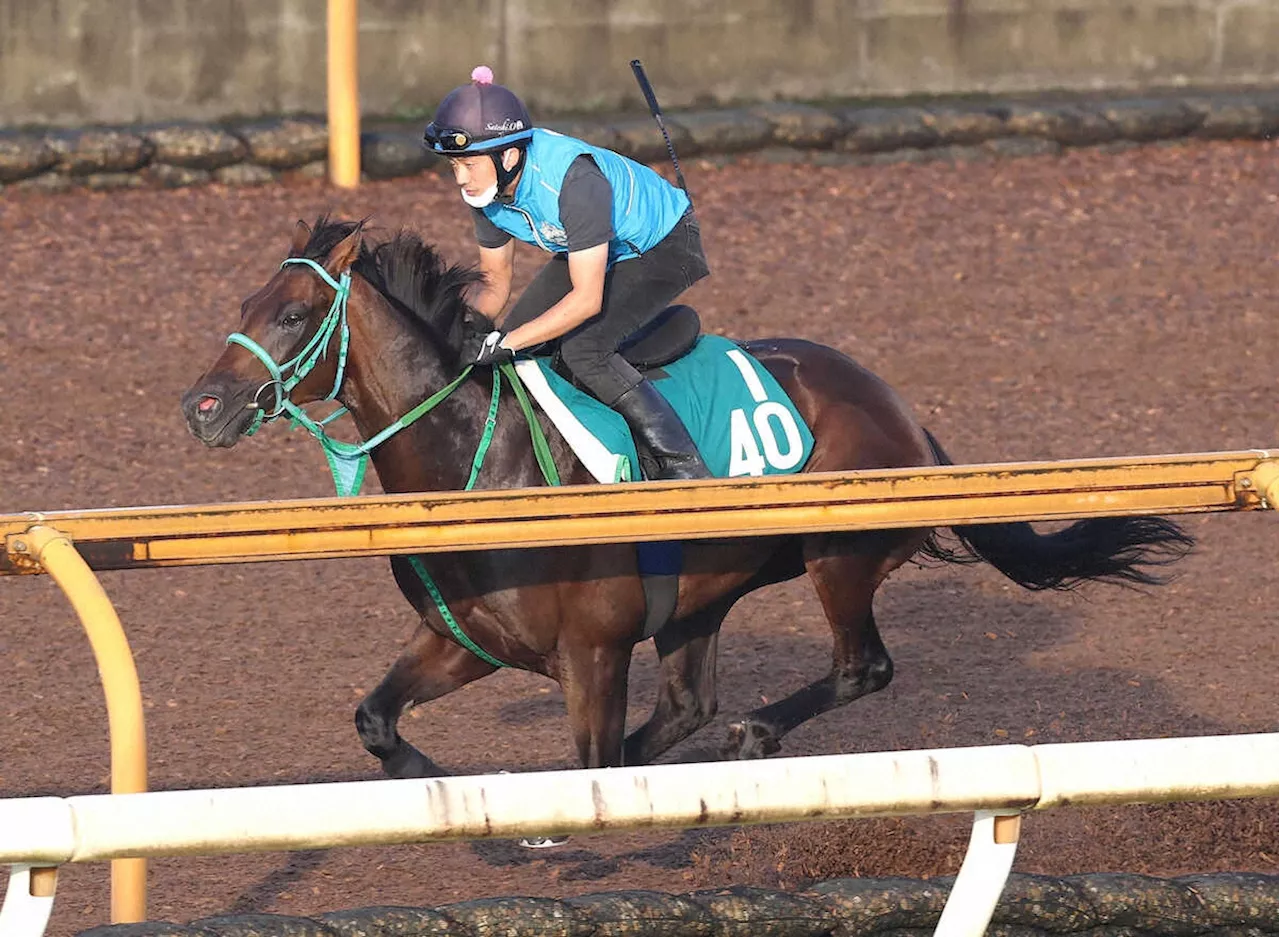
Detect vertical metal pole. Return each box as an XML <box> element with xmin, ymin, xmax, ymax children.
<box><xmin>327</xmin><ymin>0</ymin><xmax>361</xmax><ymax>188</ymax></box>
<box><xmin>17</xmin><ymin>527</ymin><xmax>147</xmax><ymax>924</ymax></box>
<box><xmin>0</xmin><ymin>866</ymin><xmax>58</xmax><ymax>937</ymax></box>
<box><xmin>933</xmin><ymin>810</ymin><xmax>1022</xmax><ymax>937</ymax></box>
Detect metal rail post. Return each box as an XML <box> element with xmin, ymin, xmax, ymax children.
<box><xmin>933</xmin><ymin>811</ymin><xmax>1023</xmax><ymax>937</ymax></box>
<box><xmin>327</xmin><ymin>0</ymin><xmax>360</xmax><ymax>187</ymax></box>
<box><xmin>0</xmin><ymin>866</ymin><xmax>58</xmax><ymax>937</ymax></box>
<box><xmin>12</xmin><ymin>527</ymin><xmax>146</xmax><ymax>923</ymax></box>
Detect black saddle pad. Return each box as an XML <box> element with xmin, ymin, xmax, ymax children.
<box><xmin>619</xmin><ymin>304</ymin><xmax>702</xmax><ymax>370</ymax></box>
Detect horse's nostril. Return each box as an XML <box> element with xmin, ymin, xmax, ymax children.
<box><xmin>196</xmin><ymin>395</ymin><xmax>222</xmax><ymax>418</ymax></box>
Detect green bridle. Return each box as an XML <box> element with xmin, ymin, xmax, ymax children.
<box><xmin>227</xmin><ymin>257</ymin><xmax>354</xmax><ymax>435</ymax></box>
<box><xmin>226</xmin><ymin>257</ymin><xmax>478</xmax><ymax>494</ymax></box>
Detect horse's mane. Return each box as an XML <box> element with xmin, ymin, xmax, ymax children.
<box><xmin>298</xmin><ymin>215</ymin><xmax>492</xmax><ymax>363</ymax></box>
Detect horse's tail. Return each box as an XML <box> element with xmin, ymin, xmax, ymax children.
<box><xmin>915</xmin><ymin>430</ymin><xmax>1195</xmax><ymax>591</ymax></box>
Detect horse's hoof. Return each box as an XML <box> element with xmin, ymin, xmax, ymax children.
<box><xmin>723</xmin><ymin>720</ymin><xmax>782</xmax><ymax>760</ymax></box>
<box><xmin>519</xmin><ymin>835</ymin><xmax>571</xmax><ymax>849</ymax></box>
<box><xmin>384</xmin><ymin>747</ymin><xmax>449</xmax><ymax>778</ymax></box>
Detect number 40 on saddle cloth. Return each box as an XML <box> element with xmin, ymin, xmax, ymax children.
<box><xmin>514</xmin><ymin>334</ymin><xmax>815</xmax><ymax>484</ymax></box>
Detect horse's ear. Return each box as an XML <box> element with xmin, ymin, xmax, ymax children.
<box><xmin>289</xmin><ymin>220</ymin><xmax>311</xmax><ymax>257</ymax></box>
<box><xmin>325</xmin><ymin>224</ymin><xmax>364</xmax><ymax>275</ymax></box>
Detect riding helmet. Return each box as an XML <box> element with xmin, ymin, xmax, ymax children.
<box><xmin>423</xmin><ymin>66</ymin><xmax>534</xmax><ymax>156</ymax></box>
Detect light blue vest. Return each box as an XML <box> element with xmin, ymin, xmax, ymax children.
<box><xmin>481</xmin><ymin>128</ymin><xmax>691</xmax><ymax>266</ymax></box>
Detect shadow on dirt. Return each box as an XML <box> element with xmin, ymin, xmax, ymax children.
<box><xmin>465</xmin><ymin>828</ymin><xmax>730</xmax><ymax>881</ymax></box>
<box><xmin>225</xmin><ymin>566</ymin><xmax>1275</xmax><ymax>904</ymax></box>
<box><xmin>228</xmin><ymin>850</ymin><xmax>326</xmax><ymax>914</ymax></box>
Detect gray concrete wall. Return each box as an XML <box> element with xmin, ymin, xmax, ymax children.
<box><xmin>2</xmin><ymin>0</ymin><xmax>1275</xmax><ymax>128</ymax></box>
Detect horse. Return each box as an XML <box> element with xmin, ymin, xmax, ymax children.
<box><xmin>181</xmin><ymin>216</ymin><xmax>1194</xmax><ymax>778</ymax></box>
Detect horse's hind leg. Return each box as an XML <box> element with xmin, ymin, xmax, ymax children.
<box><xmin>355</xmin><ymin>626</ymin><xmax>496</xmax><ymax>778</ymax></box>
<box><xmin>559</xmin><ymin>642</ymin><xmax>635</xmax><ymax>768</ymax></box>
<box><xmin>622</xmin><ymin>599</ymin><xmax>728</xmax><ymax>766</ymax></box>
<box><xmin>723</xmin><ymin>530</ymin><xmax>924</xmax><ymax>760</ymax></box>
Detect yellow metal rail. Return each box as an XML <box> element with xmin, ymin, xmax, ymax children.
<box><xmin>12</xmin><ymin>528</ymin><xmax>147</xmax><ymax>923</ymax></box>
<box><xmin>3</xmin><ymin>450</ymin><xmax>1275</xmax><ymax>575</ymax></box>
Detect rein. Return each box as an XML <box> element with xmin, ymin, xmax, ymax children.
<box><xmin>227</xmin><ymin>256</ymin><xmax>562</xmax><ymax>668</ymax></box>
<box><xmin>227</xmin><ymin>257</ymin><xmax>559</xmax><ymax>494</ymax></box>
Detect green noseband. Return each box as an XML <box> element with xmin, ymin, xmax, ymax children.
<box><xmin>226</xmin><ymin>257</ymin><xmax>352</xmax><ymax>434</ymax></box>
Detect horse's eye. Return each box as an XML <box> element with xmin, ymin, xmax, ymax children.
<box><xmin>281</xmin><ymin>311</ymin><xmax>305</xmax><ymax>328</ymax></box>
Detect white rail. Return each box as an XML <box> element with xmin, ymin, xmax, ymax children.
<box><xmin>3</xmin><ymin>733</ymin><xmax>1276</xmax><ymax>937</ymax></box>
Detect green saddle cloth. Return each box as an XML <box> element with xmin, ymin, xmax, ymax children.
<box><xmin>523</xmin><ymin>334</ymin><xmax>815</xmax><ymax>481</ymax></box>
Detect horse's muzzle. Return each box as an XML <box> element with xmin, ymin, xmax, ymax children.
<box><xmin>181</xmin><ymin>381</ymin><xmax>256</xmax><ymax>447</ymax></box>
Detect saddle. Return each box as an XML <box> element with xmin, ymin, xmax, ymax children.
<box><xmin>618</xmin><ymin>304</ymin><xmax>702</xmax><ymax>370</ymax></box>
<box><xmin>550</xmin><ymin>304</ymin><xmax>701</xmax><ymax>383</ymax></box>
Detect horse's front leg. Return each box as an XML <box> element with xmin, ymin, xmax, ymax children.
<box><xmin>560</xmin><ymin>643</ymin><xmax>633</xmax><ymax>768</ymax></box>
<box><xmin>355</xmin><ymin>626</ymin><xmax>496</xmax><ymax>777</ymax></box>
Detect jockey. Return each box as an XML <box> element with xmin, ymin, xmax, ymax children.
<box><xmin>424</xmin><ymin>66</ymin><xmax>712</xmax><ymax>481</ymax></box>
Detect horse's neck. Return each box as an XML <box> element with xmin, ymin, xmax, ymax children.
<box><xmin>335</xmin><ymin>282</ymin><xmax>490</xmax><ymax>493</ymax></box>
<box><xmin>332</xmin><ymin>280</ymin><xmax>577</xmax><ymax>494</ymax></box>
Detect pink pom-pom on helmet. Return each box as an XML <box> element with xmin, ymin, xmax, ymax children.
<box><xmin>471</xmin><ymin>65</ymin><xmax>494</xmax><ymax>85</ymax></box>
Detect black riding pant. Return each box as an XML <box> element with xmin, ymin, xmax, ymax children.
<box><xmin>503</xmin><ymin>210</ymin><xmax>709</xmax><ymax>406</ymax></box>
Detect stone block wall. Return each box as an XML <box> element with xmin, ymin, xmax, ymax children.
<box><xmin>0</xmin><ymin>0</ymin><xmax>1275</xmax><ymax>128</ymax></box>
<box><xmin>1</xmin><ymin>90</ymin><xmax>1274</xmax><ymax>193</ymax></box>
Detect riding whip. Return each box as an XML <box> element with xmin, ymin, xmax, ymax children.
<box><xmin>629</xmin><ymin>59</ymin><xmax>691</xmax><ymax>205</ymax></box>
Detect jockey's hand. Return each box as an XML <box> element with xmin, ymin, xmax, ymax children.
<box><xmin>466</xmin><ymin>330</ymin><xmax>515</xmax><ymax>367</ymax></box>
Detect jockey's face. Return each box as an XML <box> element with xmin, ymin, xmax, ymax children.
<box><xmin>448</xmin><ymin>148</ymin><xmax>522</xmax><ymax>208</ymax></box>
<box><xmin>448</xmin><ymin>154</ymin><xmax>497</xmax><ymax>199</ymax></box>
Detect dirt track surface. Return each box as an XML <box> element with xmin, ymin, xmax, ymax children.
<box><xmin>1</xmin><ymin>140</ymin><xmax>1276</xmax><ymax>935</ymax></box>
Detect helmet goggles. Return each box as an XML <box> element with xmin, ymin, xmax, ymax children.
<box><xmin>422</xmin><ymin>124</ymin><xmax>474</xmax><ymax>155</ymax></box>
<box><xmin>423</xmin><ymin>125</ymin><xmax>533</xmax><ymax>157</ymax></box>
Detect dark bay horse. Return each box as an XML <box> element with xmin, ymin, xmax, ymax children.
<box><xmin>181</xmin><ymin>217</ymin><xmax>1193</xmax><ymax>777</ymax></box>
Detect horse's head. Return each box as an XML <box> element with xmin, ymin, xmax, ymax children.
<box><xmin>182</xmin><ymin>220</ymin><xmax>365</xmax><ymax>447</ymax></box>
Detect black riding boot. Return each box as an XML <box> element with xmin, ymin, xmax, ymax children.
<box><xmin>612</xmin><ymin>379</ymin><xmax>712</xmax><ymax>480</ymax></box>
